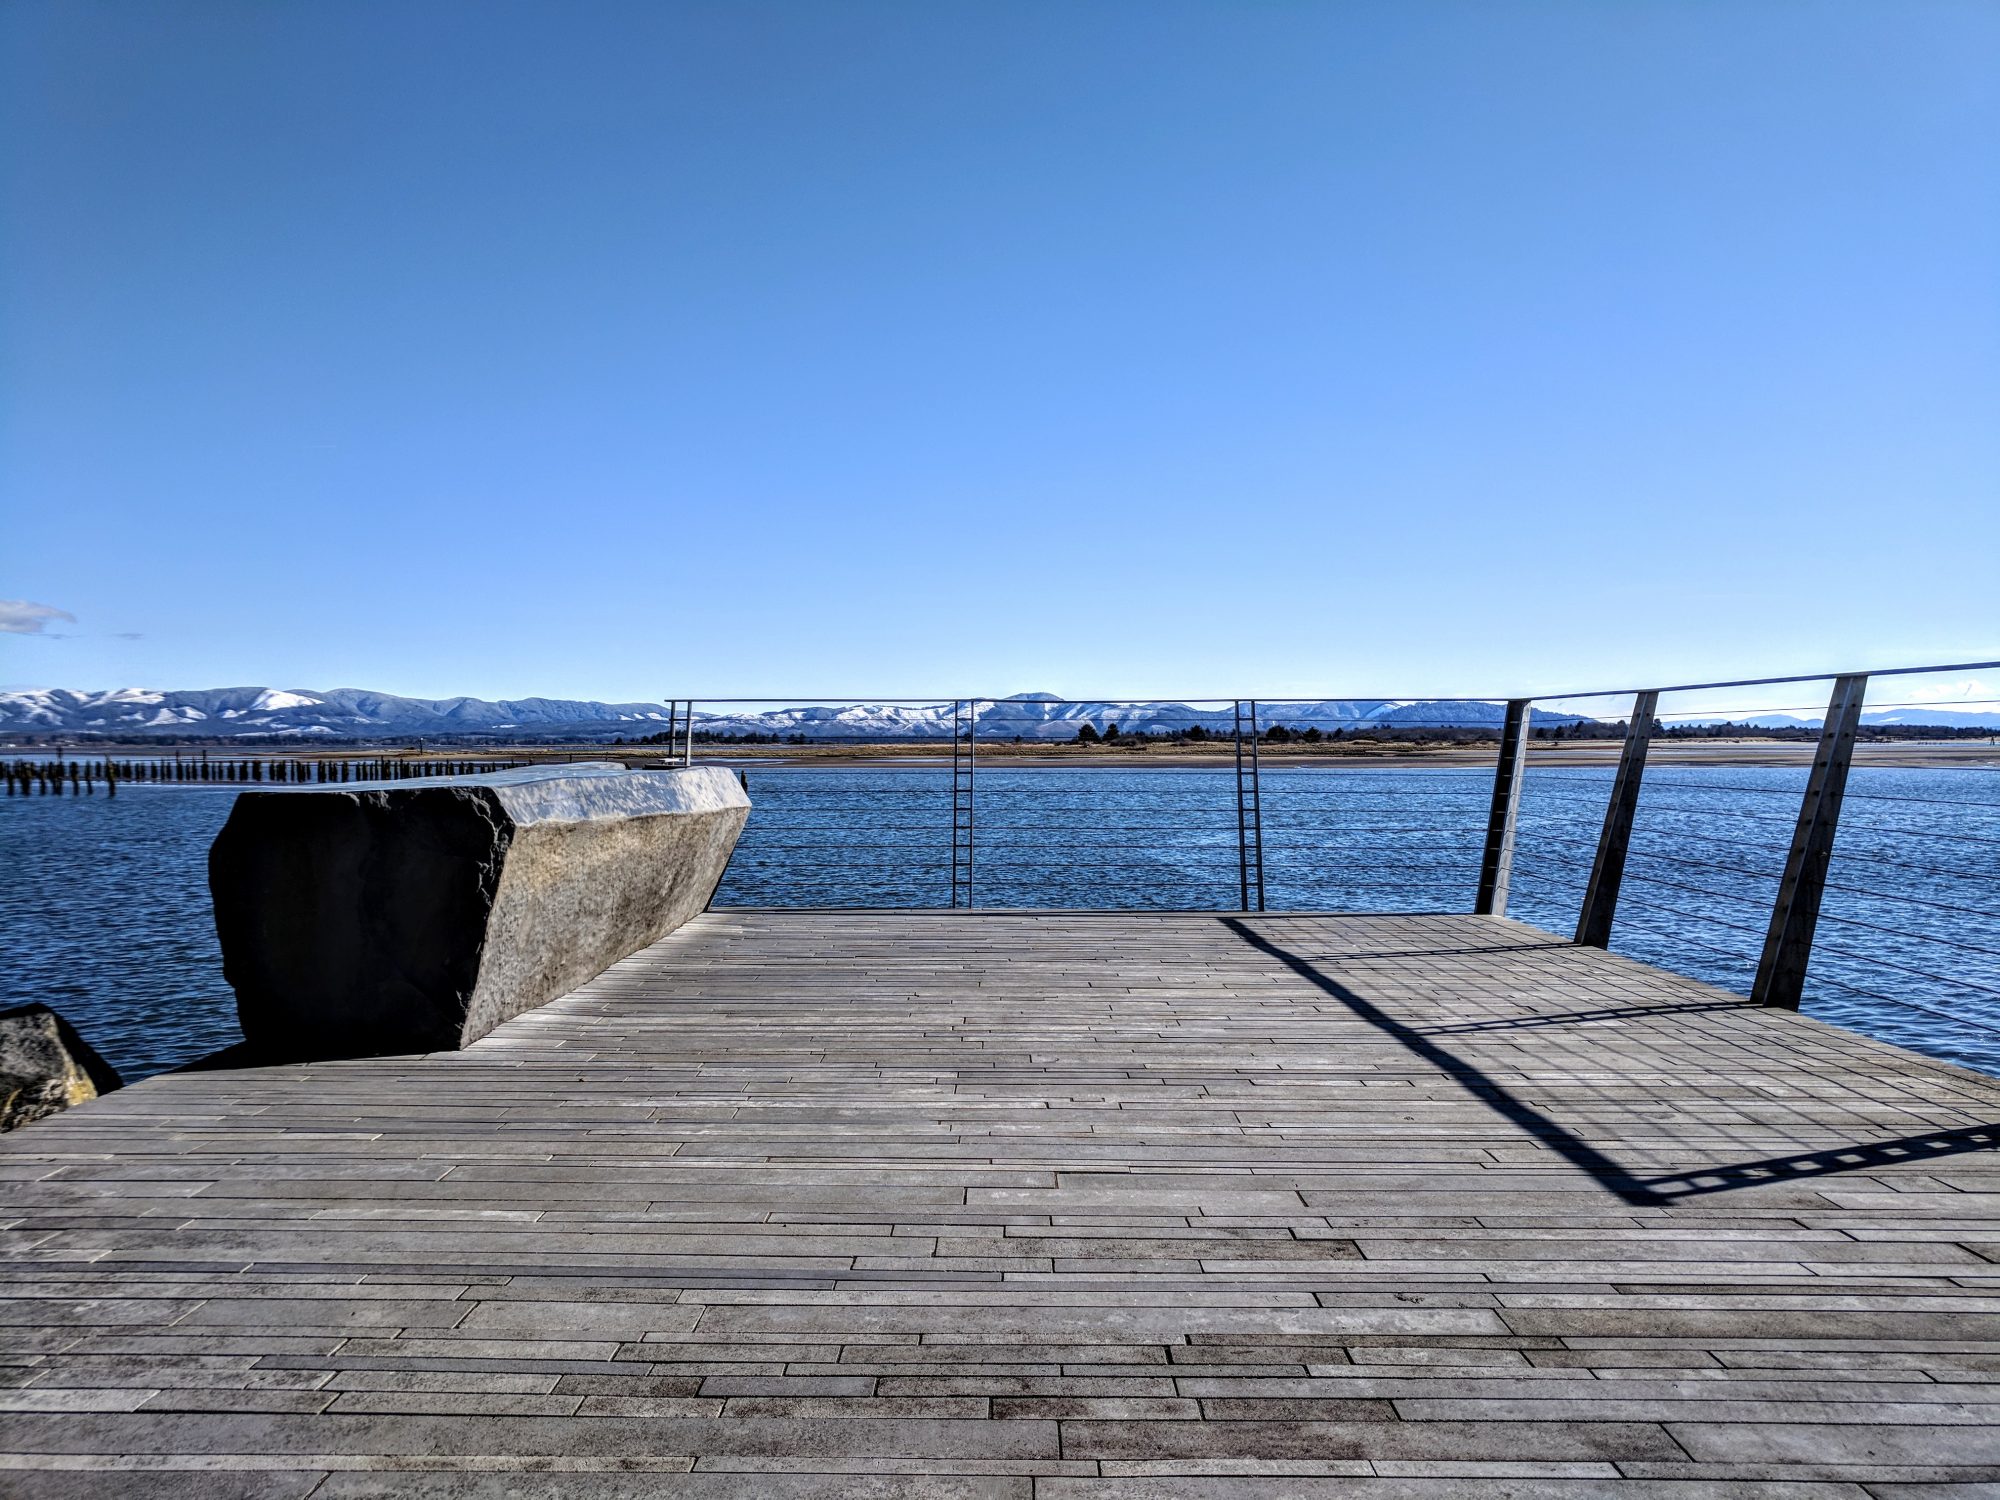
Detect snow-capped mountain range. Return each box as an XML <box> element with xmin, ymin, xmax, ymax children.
<box><xmin>0</xmin><ymin>687</ymin><xmax>1584</xmax><ymax>741</ymax></box>
<box><xmin>0</xmin><ymin>687</ymin><xmax>684</xmax><ymax>739</ymax></box>
<box><xmin>3</xmin><ymin>687</ymin><xmax>1992</xmax><ymax>742</ymax></box>
<box><xmin>691</xmin><ymin>695</ymin><xmax>1585</xmax><ymax>739</ymax></box>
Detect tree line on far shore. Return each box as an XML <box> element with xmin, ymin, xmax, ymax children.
<box><xmin>615</xmin><ymin>717</ymin><xmax>1998</xmax><ymax>748</ymax></box>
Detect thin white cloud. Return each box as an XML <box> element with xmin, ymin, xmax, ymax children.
<box><xmin>0</xmin><ymin>600</ymin><xmax>77</xmax><ymax>636</ymax></box>
<box><xmin>1898</xmin><ymin>676</ymin><xmax>1993</xmax><ymax>703</ymax></box>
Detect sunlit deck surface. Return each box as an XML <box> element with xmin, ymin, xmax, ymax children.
<box><xmin>9</xmin><ymin>910</ymin><xmax>2000</xmax><ymax>1495</ymax></box>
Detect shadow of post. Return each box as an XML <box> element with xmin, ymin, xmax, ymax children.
<box><xmin>1223</xmin><ymin>918</ymin><xmax>2000</xmax><ymax>1206</ymax></box>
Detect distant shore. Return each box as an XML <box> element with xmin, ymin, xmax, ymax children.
<box><xmin>15</xmin><ymin>737</ymin><xmax>1993</xmax><ymax>771</ymax></box>
<box><xmin>680</xmin><ymin>738</ymin><xmax>2000</xmax><ymax>770</ymax></box>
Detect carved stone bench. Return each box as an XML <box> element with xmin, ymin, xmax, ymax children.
<box><xmin>209</xmin><ymin>764</ymin><xmax>749</xmax><ymax>1057</ymax></box>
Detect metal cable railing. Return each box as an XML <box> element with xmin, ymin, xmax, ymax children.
<box><xmin>712</xmin><ymin>766</ymin><xmax>1500</xmax><ymax>912</ymax></box>
<box><xmin>687</xmin><ymin>666</ymin><xmax>1999</xmax><ymax>1071</ymax></box>
<box><xmin>1495</xmin><ymin>666</ymin><xmax>1999</xmax><ymax>1072</ymax></box>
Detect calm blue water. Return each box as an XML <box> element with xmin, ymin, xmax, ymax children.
<box><xmin>3</xmin><ymin>763</ymin><xmax>1996</xmax><ymax>1080</ymax></box>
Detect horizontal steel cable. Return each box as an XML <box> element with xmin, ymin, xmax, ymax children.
<box><xmin>1610</xmin><ymin>894</ymin><xmax>1774</xmax><ymax>942</ymax></box>
<box><xmin>1821</xmin><ymin>882</ymin><xmax>2000</xmax><ymax>920</ymax></box>
<box><xmin>1827</xmin><ymin>850</ymin><xmax>1999</xmax><ymax>887</ymax></box>
<box><xmin>1829</xmin><ymin>819</ymin><xmax>2000</xmax><ymax>848</ymax></box>
<box><xmin>1811</xmin><ymin>910</ymin><xmax>2000</xmax><ymax>960</ymax></box>
<box><xmin>1602</xmin><ymin>914</ymin><xmax>1758</xmax><ymax>969</ymax></box>
<box><xmin>1838</xmin><ymin>790</ymin><xmax>2000</xmax><ymax>811</ymax></box>
<box><xmin>1802</xmin><ymin>972</ymin><xmax>2000</xmax><ymax>1041</ymax></box>
<box><xmin>1608</xmin><ymin>888</ymin><xmax>2000</xmax><ymax>989</ymax></box>
<box><xmin>1637</xmin><ymin>780</ymin><xmax>1804</xmax><ymax>798</ymax></box>
<box><xmin>1619</xmin><ymin>868</ymin><xmax>1780</xmax><ymax>910</ymax></box>
<box><xmin>1519</xmin><ymin>827</ymin><xmax>1786</xmax><ymax>883</ymax></box>
<box><xmin>1617</xmin><ymin>800</ymin><xmax>2000</xmax><ymax>845</ymax></box>
<box><xmin>1798</xmin><ymin>940</ymin><xmax>2000</xmax><ymax>1000</ymax></box>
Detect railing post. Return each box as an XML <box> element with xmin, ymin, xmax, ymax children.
<box><xmin>1752</xmin><ymin>673</ymin><xmax>1868</xmax><ymax>1009</ymax></box>
<box><xmin>1574</xmin><ymin>690</ymin><xmax>1659</xmax><ymax>948</ymax></box>
<box><xmin>1474</xmin><ymin>698</ymin><xmax>1533</xmax><ymax>916</ymax></box>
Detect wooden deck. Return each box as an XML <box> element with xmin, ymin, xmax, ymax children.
<box><xmin>8</xmin><ymin>910</ymin><xmax>2000</xmax><ymax>1495</ymax></box>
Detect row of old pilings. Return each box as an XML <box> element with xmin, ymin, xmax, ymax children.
<box><xmin>5</xmin><ymin>760</ymin><xmax>110</xmax><ymax>796</ymax></box>
<box><xmin>4</xmin><ymin>756</ymin><xmax>520</xmax><ymax>797</ymax></box>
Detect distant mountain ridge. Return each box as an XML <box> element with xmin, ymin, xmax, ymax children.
<box><xmin>0</xmin><ymin>686</ymin><xmax>681</xmax><ymax>739</ymax></box>
<box><xmin>4</xmin><ymin>687</ymin><xmax>1992</xmax><ymax>741</ymax></box>
<box><xmin>1</xmin><ymin>686</ymin><xmax>1580</xmax><ymax>741</ymax></box>
<box><xmin>691</xmin><ymin>694</ymin><xmax>1587</xmax><ymax>740</ymax></box>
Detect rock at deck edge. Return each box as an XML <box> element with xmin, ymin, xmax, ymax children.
<box><xmin>208</xmin><ymin>764</ymin><xmax>749</xmax><ymax>1058</ymax></box>
<box><xmin>0</xmin><ymin>1003</ymin><xmax>123</xmax><ymax>1131</ymax></box>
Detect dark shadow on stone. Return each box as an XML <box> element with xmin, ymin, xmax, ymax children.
<box><xmin>209</xmin><ymin>787</ymin><xmax>502</xmax><ymax>1058</ymax></box>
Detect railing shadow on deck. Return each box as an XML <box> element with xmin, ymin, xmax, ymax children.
<box><xmin>1416</xmin><ymin>997</ymin><xmax>1754</xmax><ymax>1036</ymax></box>
<box><xmin>1223</xmin><ymin>917</ymin><xmax>2000</xmax><ymax>1205</ymax></box>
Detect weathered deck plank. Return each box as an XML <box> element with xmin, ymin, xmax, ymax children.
<box><xmin>6</xmin><ymin>909</ymin><xmax>2000</xmax><ymax>1494</ymax></box>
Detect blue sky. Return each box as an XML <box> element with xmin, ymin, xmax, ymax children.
<box><xmin>3</xmin><ymin>1</ymin><xmax>1996</xmax><ymax>704</ymax></box>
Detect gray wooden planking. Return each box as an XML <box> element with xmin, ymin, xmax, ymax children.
<box><xmin>7</xmin><ymin>908</ymin><xmax>2000</xmax><ymax>1494</ymax></box>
